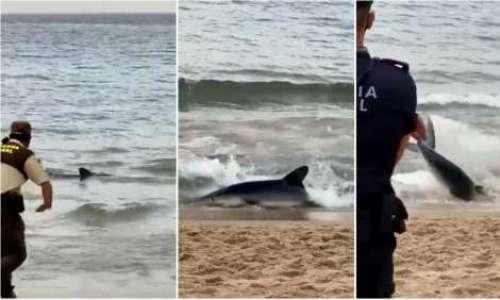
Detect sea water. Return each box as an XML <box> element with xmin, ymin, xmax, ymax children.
<box><xmin>179</xmin><ymin>1</ymin><xmax>354</xmax><ymax>215</ymax></box>
<box><xmin>1</xmin><ymin>14</ymin><xmax>176</xmax><ymax>297</ymax></box>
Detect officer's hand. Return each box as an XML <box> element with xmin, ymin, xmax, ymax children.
<box><xmin>35</xmin><ymin>203</ymin><xmax>51</xmax><ymax>212</ymax></box>
<box><xmin>411</xmin><ymin>114</ymin><xmax>427</xmax><ymax>141</ymax></box>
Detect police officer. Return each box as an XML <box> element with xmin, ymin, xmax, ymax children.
<box><xmin>1</xmin><ymin>121</ymin><xmax>53</xmax><ymax>298</ymax></box>
<box><xmin>356</xmin><ymin>1</ymin><xmax>426</xmax><ymax>298</ymax></box>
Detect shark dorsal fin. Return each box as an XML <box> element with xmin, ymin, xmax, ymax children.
<box><xmin>283</xmin><ymin>166</ymin><xmax>309</xmax><ymax>187</ymax></box>
<box><xmin>79</xmin><ymin>167</ymin><xmax>93</xmax><ymax>181</ymax></box>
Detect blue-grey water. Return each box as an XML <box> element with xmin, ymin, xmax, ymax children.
<box><xmin>366</xmin><ymin>1</ymin><xmax>500</xmax><ymax>208</ymax></box>
<box><xmin>1</xmin><ymin>14</ymin><xmax>176</xmax><ymax>297</ymax></box>
<box><xmin>179</xmin><ymin>1</ymin><xmax>354</xmax><ymax>212</ymax></box>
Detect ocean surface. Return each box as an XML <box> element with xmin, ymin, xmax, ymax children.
<box><xmin>366</xmin><ymin>1</ymin><xmax>500</xmax><ymax>209</ymax></box>
<box><xmin>179</xmin><ymin>1</ymin><xmax>354</xmax><ymax>215</ymax></box>
<box><xmin>1</xmin><ymin>14</ymin><xmax>176</xmax><ymax>297</ymax></box>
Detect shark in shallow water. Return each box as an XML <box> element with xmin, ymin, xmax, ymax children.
<box><xmin>413</xmin><ymin>116</ymin><xmax>483</xmax><ymax>201</ymax></box>
<box><xmin>189</xmin><ymin>166</ymin><xmax>320</xmax><ymax>208</ymax></box>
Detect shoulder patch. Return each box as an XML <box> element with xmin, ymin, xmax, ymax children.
<box><xmin>379</xmin><ymin>58</ymin><xmax>409</xmax><ymax>71</ymax></box>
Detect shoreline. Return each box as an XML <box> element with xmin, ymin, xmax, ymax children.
<box><xmin>406</xmin><ymin>200</ymin><xmax>500</xmax><ymax>216</ymax></box>
<box><xmin>180</xmin><ymin>206</ymin><xmax>354</xmax><ymax>224</ymax></box>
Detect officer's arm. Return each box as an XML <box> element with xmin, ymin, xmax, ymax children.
<box><xmin>395</xmin><ymin>69</ymin><xmax>420</xmax><ymax>164</ymax></box>
<box><xmin>411</xmin><ymin>114</ymin><xmax>427</xmax><ymax>141</ymax></box>
<box><xmin>38</xmin><ymin>182</ymin><xmax>53</xmax><ymax>212</ymax></box>
<box><xmin>24</xmin><ymin>156</ymin><xmax>53</xmax><ymax>212</ymax></box>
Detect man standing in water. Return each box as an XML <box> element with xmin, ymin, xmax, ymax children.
<box><xmin>1</xmin><ymin>121</ymin><xmax>53</xmax><ymax>298</ymax></box>
<box><xmin>356</xmin><ymin>1</ymin><xmax>426</xmax><ymax>298</ymax></box>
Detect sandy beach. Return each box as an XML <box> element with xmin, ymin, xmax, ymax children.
<box><xmin>179</xmin><ymin>217</ymin><xmax>353</xmax><ymax>298</ymax></box>
<box><xmin>394</xmin><ymin>210</ymin><xmax>500</xmax><ymax>298</ymax></box>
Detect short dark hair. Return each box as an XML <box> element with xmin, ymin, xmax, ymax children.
<box><xmin>9</xmin><ymin>120</ymin><xmax>32</xmax><ymax>146</ymax></box>
<box><xmin>10</xmin><ymin>121</ymin><xmax>32</xmax><ymax>136</ymax></box>
<box><xmin>357</xmin><ymin>1</ymin><xmax>373</xmax><ymax>11</ymax></box>
<box><xmin>357</xmin><ymin>1</ymin><xmax>373</xmax><ymax>30</ymax></box>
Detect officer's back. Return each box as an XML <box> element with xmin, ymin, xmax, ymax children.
<box><xmin>357</xmin><ymin>48</ymin><xmax>417</xmax><ymax>198</ymax></box>
<box><xmin>355</xmin><ymin>2</ymin><xmax>425</xmax><ymax>298</ymax></box>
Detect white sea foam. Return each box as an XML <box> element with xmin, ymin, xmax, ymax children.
<box><xmin>394</xmin><ymin>115</ymin><xmax>500</xmax><ymax>203</ymax></box>
<box><xmin>182</xmin><ymin>155</ymin><xmax>353</xmax><ymax>208</ymax></box>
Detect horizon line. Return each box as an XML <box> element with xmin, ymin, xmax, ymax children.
<box><xmin>1</xmin><ymin>12</ymin><xmax>176</xmax><ymax>15</ymax></box>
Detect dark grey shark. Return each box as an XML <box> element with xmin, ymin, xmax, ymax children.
<box><xmin>79</xmin><ymin>167</ymin><xmax>93</xmax><ymax>180</ymax></box>
<box><xmin>193</xmin><ymin>166</ymin><xmax>320</xmax><ymax>208</ymax></box>
<box><xmin>416</xmin><ymin>117</ymin><xmax>483</xmax><ymax>201</ymax></box>
<box><xmin>78</xmin><ymin>168</ymin><xmax>112</xmax><ymax>181</ymax></box>
<box><xmin>47</xmin><ymin>167</ymin><xmax>110</xmax><ymax>181</ymax></box>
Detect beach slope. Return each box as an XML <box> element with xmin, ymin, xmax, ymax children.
<box><xmin>395</xmin><ymin>212</ymin><xmax>500</xmax><ymax>298</ymax></box>
<box><xmin>180</xmin><ymin>220</ymin><xmax>353</xmax><ymax>298</ymax></box>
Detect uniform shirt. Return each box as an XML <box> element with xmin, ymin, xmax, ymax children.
<box><xmin>1</xmin><ymin>139</ymin><xmax>49</xmax><ymax>193</ymax></box>
<box><xmin>357</xmin><ymin>48</ymin><xmax>417</xmax><ymax>197</ymax></box>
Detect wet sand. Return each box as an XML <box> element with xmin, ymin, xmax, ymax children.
<box><xmin>179</xmin><ymin>209</ymin><xmax>353</xmax><ymax>298</ymax></box>
<box><xmin>16</xmin><ymin>285</ymin><xmax>169</xmax><ymax>298</ymax></box>
<box><xmin>394</xmin><ymin>209</ymin><xmax>500</xmax><ymax>298</ymax></box>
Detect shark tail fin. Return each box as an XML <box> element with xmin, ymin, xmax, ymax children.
<box><xmin>407</xmin><ymin>115</ymin><xmax>436</xmax><ymax>152</ymax></box>
<box><xmin>79</xmin><ymin>167</ymin><xmax>93</xmax><ymax>181</ymax></box>
<box><xmin>283</xmin><ymin>166</ymin><xmax>309</xmax><ymax>188</ymax></box>
<box><xmin>425</xmin><ymin>115</ymin><xmax>436</xmax><ymax>149</ymax></box>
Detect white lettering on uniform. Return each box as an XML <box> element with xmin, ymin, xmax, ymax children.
<box><xmin>360</xmin><ymin>99</ymin><xmax>368</xmax><ymax>112</ymax></box>
<box><xmin>365</xmin><ymin>86</ymin><xmax>377</xmax><ymax>99</ymax></box>
<box><xmin>358</xmin><ymin>85</ymin><xmax>378</xmax><ymax>112</ymax></box>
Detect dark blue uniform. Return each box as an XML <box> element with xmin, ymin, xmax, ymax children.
<box><xmin>356</xmin><ymin>48</ymin><xmax>416</xmax><ymax>298</ymax></box>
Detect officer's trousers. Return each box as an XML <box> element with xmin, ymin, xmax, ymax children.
<box><xmin>1</xmin><ymin>194</ymin><xmax>27</xmax><ymax>298</ymax></box>
<box><xmin>357</xmin><ymin>193</ymin><xmax>396</xmax><ymax>298</ymax></box>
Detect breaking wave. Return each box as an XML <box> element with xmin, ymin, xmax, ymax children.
<box><xmin>64</xmin><ymin>203</ymin><xmax>166</xmax><ymax>226</ymax></box>
<box><xmin>179</xmin><ymin>78</ymin><xmax>353</xmax><ymax>111</ymax></box>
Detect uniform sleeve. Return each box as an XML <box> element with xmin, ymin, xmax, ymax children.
<box><xmin>24</xmin><ymin>155</ymin><xmax>50</xmax><ymax>185</ymax></box>
<box><xmin>403</xmin><ymin>74</ymin><xmax>418</xmax><ymax>134</ymax></box>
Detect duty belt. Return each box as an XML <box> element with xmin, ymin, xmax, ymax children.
<box><xmin>1</xmin><ymin>191</ymin><xmax>25</xmax><ymax>214</ymax></box>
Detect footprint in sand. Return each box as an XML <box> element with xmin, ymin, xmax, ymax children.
<box><xmin>321</xmin><ymin>235</ymin><xmax>335</xmax><ymax>242</ymax></box>
<box><xmin>287</xmin><ymin>262</ymin><xmax>304</xmax><ymax>269</ymax></box>
<box><xmin>451</xmin><ymin>286</ymin><xmax>485</xmax><ymax>297</ymax></box>
<box><xmin>195</xmin><ymin>265</ymin><xmax>222</xmax><ymax>275</ymax></box>
<box><xmin>186</xmin><ymin>231</ymin><xmax>200</xmax><ymax>236</ymax></box>
<box><xmin>279</xmin><ymin>269</ymin><xmax>303</xmax><ymax>277</ymax></box>
<box><xmin>395</xmin><ymin>268</ymin><xmax>412</xmax><ymax>276</ymax></box>
<box><xmin>224</xmin><ymin>236</ymin><xmax>248</xmax><ymax>244</ymax></box>
<box><xmin>228</xmin><ymin>262</ymin><xmax>249</xmax><ymax>271</ymax></box>
<box><xmin>299</xmin><ymin>284</ymin><xmax>318</xmax><ymax>292</ymax></box>
<box><xmin>204</xmin><ymin>276</ymin><xmax>224</xmax><ymax>285</ymax></box>
<box><xmin>317</xmin><ymin>259</ymin><xmax>338</xmax><ymax>269</ymax></box>
<box><xmin>316</xmin><ymin>275</ymin><xmax>333</xmax><ymax>284</ymax></box>
<box><xmin>195</xmin><ymin>287</ymin><xmax>217</xmax><ymax>295</ymax></box>
<box><xmin>180</xmin><ymin>253</ymin><xmax>193</xmax><ymax>261</ymax></box>
<box><xmin>267</xmin><ymin>243</ymin><xmax>285</xmax><ymax>250</ymax></box>
<box><xmin>249</xmin><ymin>282</ymin><xmax>265</xmax><ymax>288</ymax></box>
<box><xmin>466</xmin><ymin>262</ymin><xmax>491</xmax><ymax>269</ymax></box>
<box><xmin>438</xmin><ymin>274</ymin><xmax>453</xmax><ymax>280</ymax></box>
<box><xmin>332</xmin><ymin>232</ymin><xmax>349</xmax><ymax>241</ymax></box>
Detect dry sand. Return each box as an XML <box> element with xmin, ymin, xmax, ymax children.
<box><xmin>179</xmin><ymin>220</ymin><xmax>353</xmax><ymax>298</ymax></box>
<box><xmin>394</xmin><ymin>211</ymin><xmax>500</xmax><ymax>298</ymax></box>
